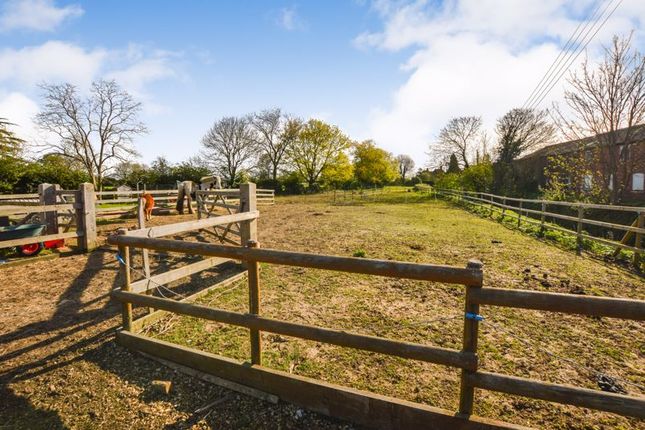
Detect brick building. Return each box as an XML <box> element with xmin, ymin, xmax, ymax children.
<box><xmin>514</xmin><ymin>124</ymin><xmax>645</xmax><ymax>203</ymax></box>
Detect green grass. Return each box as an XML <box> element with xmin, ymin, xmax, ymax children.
<box><xmin>143</xmin><ymin>194</ymin><xmax>644</xmax><ymax>429</ymax></box>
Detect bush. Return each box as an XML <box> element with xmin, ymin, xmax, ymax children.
<box><xmin>413</xmin><ymin>183</ymin><xmax>431</xmax><ymax>192</ymax></box>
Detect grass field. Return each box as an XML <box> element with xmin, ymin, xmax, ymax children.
<box><xmin>144</xmin><ymin>191</ymin><xmax>644</xmax><ymax>429</ymax></box>
<box><xmin>1</xmin><ymin>189</ymin><xmax>643</xmax><ymax>429</ymax></box>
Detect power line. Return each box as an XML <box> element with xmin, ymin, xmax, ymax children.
<box><xmin>524</xmin><ymin>0</ymin><xmax>615</xmax><ymax>110</ymax></box>
<box><xmin>527</xmin><ymin>0</ymin><xmax>623</xmax><ymax>111</ymax></box>
<box><xmin>522</xmin><ymin>0</ymin><xmax>606</xmax><ymax>109</ymax></box>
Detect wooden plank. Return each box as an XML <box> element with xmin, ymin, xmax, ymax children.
<box><xmin>112</xmin><ymin>290</ymin><xmax>475</xmax><ymax>370</ymax></box>
<box><xmin>108</xmin><ymin>235</ymin><xmax>483</xmax><ymax>285</ymax></box>
<box><xmin>0</xmin><ymin>203</ymin><xmax>74</xmax><ymax>216</ymax></box>
<box><xmin>130</xmin><ymin>257</ymin><xmax>232</xmax><ymax>293</ymax></box>
<box><xmin>0</xmin><ymin>193</ymin><xmax>38</xmax><ymax>199</ymax></box>
<box><xmin>467</xmin><ymin>371</ymin><xmax>645</xmax><ymax>419</ymax></box>
<box><xmin>125</xmin><ymin>211</ymin><xmax>259</xmax><ymax>238</ymax></box>
<box><xmin>95</xmin><ymin>190</ymin><xmax>178</xmax><ymax>196</ymax></box>
<box><xmin>469</xmin><ymin>288</ymin><xmax>645</xmax><ymax>321</ymax></box>
<box><xmin>117</xmin><ymin>331</ymin><xmax>527</xmax><ymax>430</ymax></box>
<box><xmin>0</xmin><ymin>230</ymin><xmax>81</xmax><ymax>249</ymax></box>
<box><xmin>139</xmin><ymin>352</ymin><xmax>279</xmax><ymax>403</ymax></box>
<box><xmin>131</xmin><ymin>270</ymin><xmax>247</xmax><ymax>333</ymax></box>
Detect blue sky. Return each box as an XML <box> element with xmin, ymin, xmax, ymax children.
<box><xmin>1</xmin><ymin>0</ymin><xmax>645</xmax><ymax>167</ymax></box>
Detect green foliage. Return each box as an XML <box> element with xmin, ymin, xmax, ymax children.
<box><xmin>459</xmin><ymin>161</ymin><xmax>493</xmax><ymax>192</ymax></box>
<box><xmin>15</xmin><ymin>154</ymin><xmax>90</xmax><ymax>192</ymax></box>
<box><xmin>352</xmin><ymin>140</ymin><xmax>398</xmax><ymax>186</ymax></box>
<box><xmin>321</xmin><ymin>151</ymin><xmax>353</xmax><ymax>188</ymax></box>
<box><xmin>288</xmin><ymin>119</ymin><xmax>350</xmax><ymax>188</ymax></box>
<box><xmin>0</xmin><ymin>117</ymin><xmax>24</xmax><ymax>158</ymax></box>
<box><xmin>542</xmin><ymin>149</ymin><xmax>608</xmax><ymax>203</ymax></box>
<box><xmin>447</xmin><ymin>153</ymin><xmax>461</xmax><ymax>173</ymax></box>
<box><xmin>352</xmin><ymin>249</ymin><xmax>366</xmax><ymax>258</ymax></box>
<box><xmin>412</xmin><ymin>183</ymin><xmax>431</xmax><ymax>192</ymax></box>
<box><xmin>435</xmin><ymin>172</ymin><xmax>461</xmax><ymax>190</ymax></box>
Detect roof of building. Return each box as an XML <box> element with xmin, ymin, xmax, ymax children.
<box><xmin>519</xmin><ymin>123</ymin><xmax>645</xmax><ymax>160</ymax></box>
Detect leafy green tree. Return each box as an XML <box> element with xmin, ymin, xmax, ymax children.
<box><xmin>352</xmin><ymin>140</ymin><xmax>398</xmax><ymax>186</ymax></box>
<box><xmin>15</xmin><ymin>154</ymin><xmax>90</xmax><ymax>192</ymax></box>
<box><xmin>287</xmin><ymin>119</ymin><xmax>350</xmax><ymax>189</ymax></box>
<box><xmin>321</xmin><ymin>152</ymin><xmax>353</xmax><ymax>188</ymax></box>
<box><xmin>0</xmin><ymin>118</ymin><xmax>26</xmax><ymax>192</ymax></box>
<box><xmin>542</xmin><ymin>147</ymin><xmax>607</xmax><ymax>202</ymax></box>
<box><xmin>0</xmin><ymin>117</ymin><xmax>24</xmax><ymax>157</ymax></box>
<box><xmin>459</xmin><ymin>162</ymin><xmax>493</xmax><ymax>192</ymax></box>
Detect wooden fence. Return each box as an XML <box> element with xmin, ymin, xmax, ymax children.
<box><xmin>0</xmin><ymin>183</ymin><xmax>96</xmax><ymax>251</ymax></box>
<box><xmin>436</xmin><ymin>188</ymin><xmax>645</xmax><ymax>264</ymax></box>
<box><xmin>108</xmin><ymin>232</ymin><xmax>645</xmax><ymax>428</ymax></box>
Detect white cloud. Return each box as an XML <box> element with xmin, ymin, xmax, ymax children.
<box><xmin>0</xmin><ymin>91</ymin><xmax>44</xmax><ymax>146</ymax></box>
<box><xmin>0</xmin><ymin>0</ymin><xmax>83</xmax><ymax>32</ymax></box>
<box><xmin>0</xmin><ymin>41</ymin><xmax>107</xmax><ymax>88</ymax></box>
<box><xmin>276</xmin><ymin>6</ymin><xmax>305</xmax><ymax>31</ymax></box>
<box><xmin>356</xmin><ymin>0</ymin><xmax>645</xmax><ymax>166</ymax></box>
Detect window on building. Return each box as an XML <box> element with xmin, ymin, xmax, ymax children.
<box><xmin>583</xmin><ymin>174</ymin><xmax>593</xmax><ymax>191</ymax></box>
<box><xmin>633</xmin><ymin>173</ymin><xmax>645</xmax><ymax>192</ymax></box>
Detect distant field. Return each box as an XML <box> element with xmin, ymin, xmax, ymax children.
<box><xmin>143</xmin><ymin>191</ymin><xmax>644</xmax><ymax>429</ymax></box>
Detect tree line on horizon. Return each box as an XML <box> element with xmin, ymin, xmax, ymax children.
<box><xmin>1</xmin><ymin>34</ymin><xmax>643</xmax><ymax>203</ymax></box>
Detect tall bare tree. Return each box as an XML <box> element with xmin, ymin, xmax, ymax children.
<box><xmin>36</xmin><ymin>80</ymin><xmax>147</xmax><ymax>190</ymax></box>
<box><xmin>553</xmin><ymin>34</ymin><xmax>645</xmax><ymax>203</ymax></box>
<box><xmin>495</xmin><ymin>108</ymin><xmax>555</xmax><ymax>163</ymax></box>
<box><xmin>396</xmin><ymin>154</ymin><xmax>415</xmax><ymax>181</ymax></box>
<box><xmin>201</xmin><ymin>116</ymin><xmax>257</xmax><ymax>186</ymax></box>
<box><xmin>434</xmin><ymin>116</ymin><xmax>482</xmax><ymax>168</ymax></box>
<box><xmin>250</xmin><ymin>108</ymin><xmax>299</xmax><ymax>186</ymax></box>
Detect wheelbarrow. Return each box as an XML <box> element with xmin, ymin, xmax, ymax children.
<box><xmin>0</xmin><ymin>224</ymin><xmax>65</xmax><ymax>256</ymax></box>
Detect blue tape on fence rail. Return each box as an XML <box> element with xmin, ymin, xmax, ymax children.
<box><xmin>116</xmin><ymin>254</ymin><xmax>125</xmax><ymax>265</ymax></box>
<box><xmin>465</xmin><ymin>312</ymin><xmax>484</xmax><ymax>321</ymax></box>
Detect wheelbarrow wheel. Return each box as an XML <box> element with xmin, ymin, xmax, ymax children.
<box><xmin>18</xmin><ymin>242</ymin><xmax>43</xmax><ymax>256</ymax></box>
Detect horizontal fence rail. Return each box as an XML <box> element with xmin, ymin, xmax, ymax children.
<box><xmin>109</xmin><ymin>235</ymin><xmax>482</xmax><ymax>284</ymax></box>
<box><xmin>112</xmin><ymin>290</ymin><xmax>475</xmax><ymax>370</ymax></box>
<box><xmin>436</xmin><ymin>189</ymin><xmax>645</xmax><ymax>263</ymax></box>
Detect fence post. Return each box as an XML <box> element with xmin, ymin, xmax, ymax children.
<box><xmin>137</xmin><ymin>196</ymin><xmax>152</xmax><ymax>315</ymax></box>
<box><xmin>632</xmin><ymin>212</ymin><xmax>644</xmax><ymax>267</ymax></box>
<box><xmin>77</xmin><ymin>183</ymin><xmax>97</xmax><ymax>251</ymax></box>
<box><xmin>117</xmin><ymin>228</ymin><xmax>132</xmax><ymax>331</ymax></box>
<box><xmin>247</xmin><ymin>240</ymin><xmax>261</xmax><ymax>364</ymax></box>
<box><xmin>458</xmin><ymin>259</ymin><xmax>483</xmax><ymax>416</ymax></box>
<box><xmin>517</xmin><ymin>201</ymin><xmax>523</xmax><ymax>228</ymax></box>
<box><xmin>576</xmin><ymin>206</ymin><xmax>584</xmax><ymax>255</ymax></box>
<box><xmin>38</xmin><ymin>183</ymin><xmax>60</xmax><ymax>234</ymax></box>
<box><xmin>239</xmin><ymin>182</ymin><xmax>258</xmax><ymax>246</ymax></box>
<box><xmin>540</xmin><ymin>202</ymin><xmax>546</xmax><ymax>237</ymax></box>
<box><xmin>501</xmin><ymin>197</ymin><xmax>506</xmax><ymax>220</ymax></box>
<box><xmin>489</xmin><ymin>194</ymin><xmax>494</xmax><ymax>217</ymax></box>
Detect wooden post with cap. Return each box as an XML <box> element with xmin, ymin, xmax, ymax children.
<box><xmin>458</xmin><ymin>259</ymin><xmax>483</xmax><ymax>416</ymax></box>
